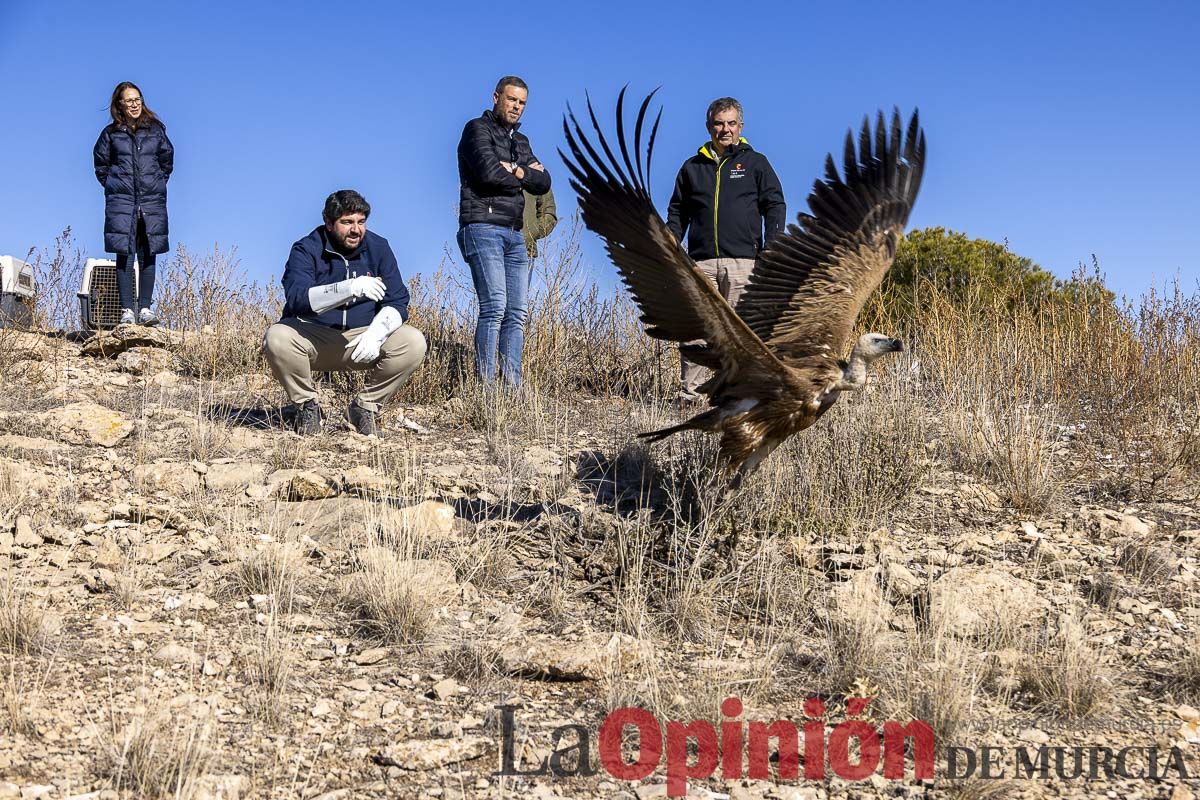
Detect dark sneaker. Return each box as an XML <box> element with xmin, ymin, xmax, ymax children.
<box><xmin>348</xmin><ymin>402</ymin><xmax>379</xmax><ymax>438</ymax></box>
<box><xmin>294</xmin><ymin>400</ymin><xmax>322</xmax><ymax>436</ymax></box>
<box><xmin>138</xmin><ymin>308</ymin><xmax>159</xmax><ymax>326</ymax></box>
<box><xmin>119</xmin><ymin>308</ymin><xmax>136</xmax><ymax>325</ymax></box>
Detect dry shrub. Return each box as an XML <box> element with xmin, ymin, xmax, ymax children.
<box><xmin>27</xmin><ymin>227</ymin><xmax>85</xmax><ymax>331</ymax></box>
<box><xmin>1171</xmin><ymin>617</ymin><xmax>1200</xmax><ymax>701</ymax></box>
<box><xmin>109</xmin><ymin>707</ymin><xmax>215</xmax><ymax>799</ymax></box>
<box><xmin>1114</xmin><ymin>537</ymin><xmax>1176</xmax><ymax>587</ymax></box>
<box><xmin>881</xmin><ymin>628</ymin><xmax>980</xmax><ymax>750</ymax></box>
<box><xmin>342</xmin><ymin>547</ymin><xmax>434</xmax><ymax>645</ymax></box>
<box><xmin>229</xmin><ymin>541</ymin><xmax>304</xmax><ymax>600</ymax></box>
<box><xmin>155</xmin><ymin>245</ymin><xmax>281</xmax><ymax>379</ymax></box>
<box><xmin>245</xmin><ymin>615</ymin><xmax>296</xmax><ymax>725</ymax></box>
<box><xmin>440</xmin><ymin>639</ymin><xmax>503</xmax><ymax>686</ymax></box>
<box><xmin>0</xmin><ymin>578</ymin><xmax>53</xmax><ymax>655</ymax></box>
<box><xmin>1018</xmin><ymin>616</ymin><xmax>1114</xmax><ymax>718</ymax></box>
<box><xmin>816</xmin><ymin>583</ymin><xmax>890</xmax><ymax>695</ymax></box>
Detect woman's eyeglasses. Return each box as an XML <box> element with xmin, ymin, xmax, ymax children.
<box><xmin>121</xmin><ymin>98</ymin><xmax>143</xmax><ymax>107</ymax></box>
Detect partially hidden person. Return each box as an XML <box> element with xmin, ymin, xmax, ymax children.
<box><xmin>666</xmin><ymin>96</ymin><xmax>786</xmax><ymax>404</ymax></box>
<box><xmin>522</xmin><ymin>187</ymin><xmax>557</xmax><ymax>260</ymax></box>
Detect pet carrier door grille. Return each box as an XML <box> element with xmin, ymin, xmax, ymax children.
<box><xmin>78</xmin><ymin>259</ymin><xmax>125</xmax><ymax>329</ymax></box>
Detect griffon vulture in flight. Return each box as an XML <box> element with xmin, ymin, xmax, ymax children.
<box><xmin>561</xmin><ymin>90</ymin><xmax>925</xmax><ymax>486</ymax></box>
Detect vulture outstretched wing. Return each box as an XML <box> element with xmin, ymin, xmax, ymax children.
<box><xmin>736</xmin><ymin>109</ymin><xmax>925</xmax><ymax>364</ymax></box>
<box><xmin>560</xmin><ymin>90</ymin><xmax>790</xmax><ymax>401</ymax></box>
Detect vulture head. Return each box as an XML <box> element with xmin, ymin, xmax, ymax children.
<box><xmin>561</xmin><ymin>90</ymin><xmax>925</xmax><ymax>486</ymax></box>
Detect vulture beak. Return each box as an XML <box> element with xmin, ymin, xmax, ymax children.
<box><xmin>890</xmin><ymin>338</ymin><xmax>904</xmax><ymax>352</ymax></box>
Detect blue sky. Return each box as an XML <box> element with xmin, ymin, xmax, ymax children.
<box><xmin>1</xmin><ymin>0</ymin><xmax>1197</xmax><ymax>300</ymax></box>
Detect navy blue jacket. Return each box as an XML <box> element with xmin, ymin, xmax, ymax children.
<box><xmin>280</xmin><ymin>227</ymin><xmax>411</xmax><ymax>329</ymax></box>
<box><xmin>93</xmin><ymin>120</ymin><xmax>174</xmax><ymax>255</ymax></box>
<box><xmin>457</xmin><ymin>110</ymin><xmax>551</xmax><ymax>229</ymax></box>
<box><xmin>666</xmin><ymin>139</ymin><xmax>786</xmax><ymax>261</ymax></box>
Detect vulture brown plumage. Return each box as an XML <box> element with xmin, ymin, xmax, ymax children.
<box><xmin>561</xmin><ymin>91</ymin><xmax>926</xmax><ymax>486</ymax></box>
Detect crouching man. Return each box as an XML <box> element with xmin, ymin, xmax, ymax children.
<box><xmin>264</xmin><ymin>189</ymin><xmax>427</xmax><ymax>437</ymax></box>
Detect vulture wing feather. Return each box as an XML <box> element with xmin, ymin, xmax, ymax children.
<box><xmin>735</xmin><ymin>109</ymin><xmax>925</xmax><ymax>364</ymax></box>
<box><xmin>560</xmin><ymin>94</ymin><xmax>790</xmax><ymax>402</ymax></box>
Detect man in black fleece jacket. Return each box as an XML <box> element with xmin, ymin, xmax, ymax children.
<box><xmin>666</xmin><ymin>96</ymin><xmax>786</xmax><ymax>403</ymax></box>
<box><xmin>456</xmin><ymin>75</ymin><xmax>551</xmax><ymax>388</ymax></box>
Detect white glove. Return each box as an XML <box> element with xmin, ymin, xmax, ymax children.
<box><xmin>308</xmin><ymin>276</ymin><xmax>386</xmax><ymax>314</ymax></box>
<box><xmin>350</xmin><ymin>276</ymin><xmax>386</xmax><ymax>301</ymax></box>
<box><xmin>347</xmin><ymin>306</ymin><xmax>404</xmax><ymax>364</ymax></box>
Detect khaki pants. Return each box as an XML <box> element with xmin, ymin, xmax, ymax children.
<box><xmin>680</xmin><ymin>257</ymin><xmax>756</xmax><ymax>398</ymax></box>
<box><xmin>263</xmin><ymin>318</ymin><xmax>427</xmax><ymax>413</ymax></box>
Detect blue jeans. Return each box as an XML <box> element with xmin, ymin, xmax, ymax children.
<box><xmin>457</xmin><ymin>223</ymin><xmax>530</xmax><ymax>387</ymax></box>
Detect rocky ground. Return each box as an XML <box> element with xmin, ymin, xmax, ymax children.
<box><xmin>0</xmin><ymin>326</ymin><xmax>1197</xmax><ymax>800</ymax></box>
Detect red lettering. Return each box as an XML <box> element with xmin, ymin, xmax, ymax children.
<box><xmin>667</xmin><ymin>724</ymin><xmax>710</xmax><ymax>796</ymax></box>
<box><xmin>599</xmin><ymin>707</ymin><xmax>661</xmax><ymax>781</ymax></box>
<box><xmin>720</xmin><ymin>697</ymin><xmax>743</xmax><ymax>779</ymax></box>
<box><xmin>803</xmin><ymin>698</ymin><xmax>826</xmax><ymax>779</ymax></box>
<box><xmin>665</xmin><ymin>720</ymin><xmax>718</xmax><ymax>797</ymax></box>
<box><xmin>829</xmin><ymin>720</ymin><xmax>881</xmax><ymax>780</ymax></box>
<box><xmin>882</xmin><ymin>720</ymin><xmax>934</xmax><ymax>779</ymax></box>
<box><xmin>747</xmin><ymin>720</ymin><xmax>800</xmax><ymax>780</ymax></box>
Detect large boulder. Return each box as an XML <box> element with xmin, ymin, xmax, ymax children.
<box><xmin>81</xmin><ymin>325</ymin><xmax>182</xmax><ymax>357</ymax></box>
<box><xmin>930</xmin><ymin>566</ymin><xmax>1049</xmax><ymax>639</ymax></box>
<box><xmin>35</xmin><ymin>401</ymin><xmax>134</xmax><ymax>447</ymax></box>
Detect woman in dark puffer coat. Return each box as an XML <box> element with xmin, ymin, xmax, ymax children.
<box><xmin>93</xmin><ymin>81</ymin><xmax>174</xmax><ymax>325</ymax></box>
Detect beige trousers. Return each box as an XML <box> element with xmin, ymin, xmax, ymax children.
<box><xmin>680</xmin><ymin>257</ymin><xmax>756</xmax><ymax>398</ymax></box>
<box><xmin>263</xmin><ymin>318</ymin><xmax>427</xmax><ymax>413</ymax></box>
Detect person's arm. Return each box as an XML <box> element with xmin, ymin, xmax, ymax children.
<box><xmin>158</xmin><ymin>127</ymin><xmax>174</xmax><ymax>180</ymax></box>
<box><xmin>459</xmin><ymin>119</ymin><xmax>523</xmax><ymax>192</ymax></box>
<box><xmin>281</xmin><ymin>242</ymin><xmax>319</xmax><ymax>316</ymax></box>
<box><xmin>93</xmin><ymin>128</ymin><xmax>112</xmax><ymax>186</ymax></box>
<box><xmin>757</xmin><ymin>157</ymin><xmax>787</xmax><ymax>248</ymax></box>
<box><xmin>519</xmin><ymin>144</ymin><xmax>551</xmax><ymax>195</ymax></box>
<box><xmin>282</xmin><ymin>243</ymin><xmax>384</xmax><ymax>315</ymax></box>
<box><xmin>376</xmin><ymin>239</ymin><xmax>411</xmax><ymax>323</ymax></box>
<box><xmin>665</xmin><ymin>166</ymin><xmax>689</xmax><ymax>245</ymax></box>
<box><xmin>537</xmin><ymin>189</ymin><xmax>558</xmax><ymax>240</ymax></box>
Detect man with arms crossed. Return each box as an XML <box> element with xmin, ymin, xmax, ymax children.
<box><xmin>456</xmin><ymin>75</ymin><xmax>552</xmax><ymax>388</ymax></box>
<box><xmin>666</xmin><ymin>96</ymin><xmax>786</xmax><ymax>404</ymax></box>
<box><xmin>264</xmin><ymin>189</ymin><xmax>426</xmax><ymax>437</ymax></box>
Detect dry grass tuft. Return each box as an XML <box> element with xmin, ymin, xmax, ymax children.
<box><xmin>1018</xmin><ymin>616</ymin><xmax>1114</xmax><ymax>717</ymax></box>
<box><xmin>245</xmin><ymin>615</ymin><xmax>296</xmax><ymax>725</ymax></box>
<box><xmin>229</xmin><ymin>541</ymin><xmax>304</xmax><ymax>600</ymax></box>
<box><xmin>440</xmin><ymin>639</ymin><xmax>503</xmax><ymax>686</ymax></box>
<box><xmin>882</xmin><ymin>630</ymin><xmax>980</xmax><ymax>749</ymax></box>
<box><xmin>342</xmin><ymin>548</ymin><xmax>435</xmax><ymax>645</ymax></box>
<box><xmin>816</xmin><ymin>585</ymin><xmax>890</xmax><ymax>695</ymax></box>
<box><xmin>109</xmin><ymin>708</ymin><xmax>216</xmax><ymax>799</ymax></box>
<box><xmin>0</xmin><ymin>579</ymin><xmax>53</xmax><ymax>656</ymax></box>
<box><xmin>1114</xmin><ymin>537</ymin><xmax>1176</xmax><ymax>587</ymax></box>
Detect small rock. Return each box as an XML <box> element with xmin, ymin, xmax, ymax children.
<box><xmin>354</xmin><ymin>647</ymin><xmax>389</xmax><ymax>666</ymax></box>
<box><xmin>153</xmin><ymin>643</ymin><xmax>201</xmax><ymax>666</ymax></box>
<box><xmin>205</xmin><ymin>462</ymin><xmax>267</xmax><ymax>492</ymax></box>
<box><xmin>430</xmin><ymin>677</ymin><xmax>460</xmax><ymax>701</ymax></box>
<box><xmin>14</xmin><ymin>516</ymin><xmax>42</xmax><ymax>548</ymax></box>
<box><xmin>342</xmin><ymin>465</ymin><xmax>399</xmax><ymax>497</ymax></box>
<box><xmin>290</xmin><ymin>470</ymin><xmax>343</xmax><ymax>501</ymax></box>
<box><xmin>311</xmin><ymin>699</ymin><xmax>334</xmax><ymax>717</ymax></box>
<box><xmin>373</xmin><ymin>737</ymin><xmax>489</xmax><ymax>770</ymax></box>
<box><xmin>192</xmin><ymin>773</ymin><xmax>247</xmax><ymax>800</ymax></box>
<box><xmin>1018</xmin><ymin>728</ymin><xmax>1050</xmax><ymax>744</ymax></box>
